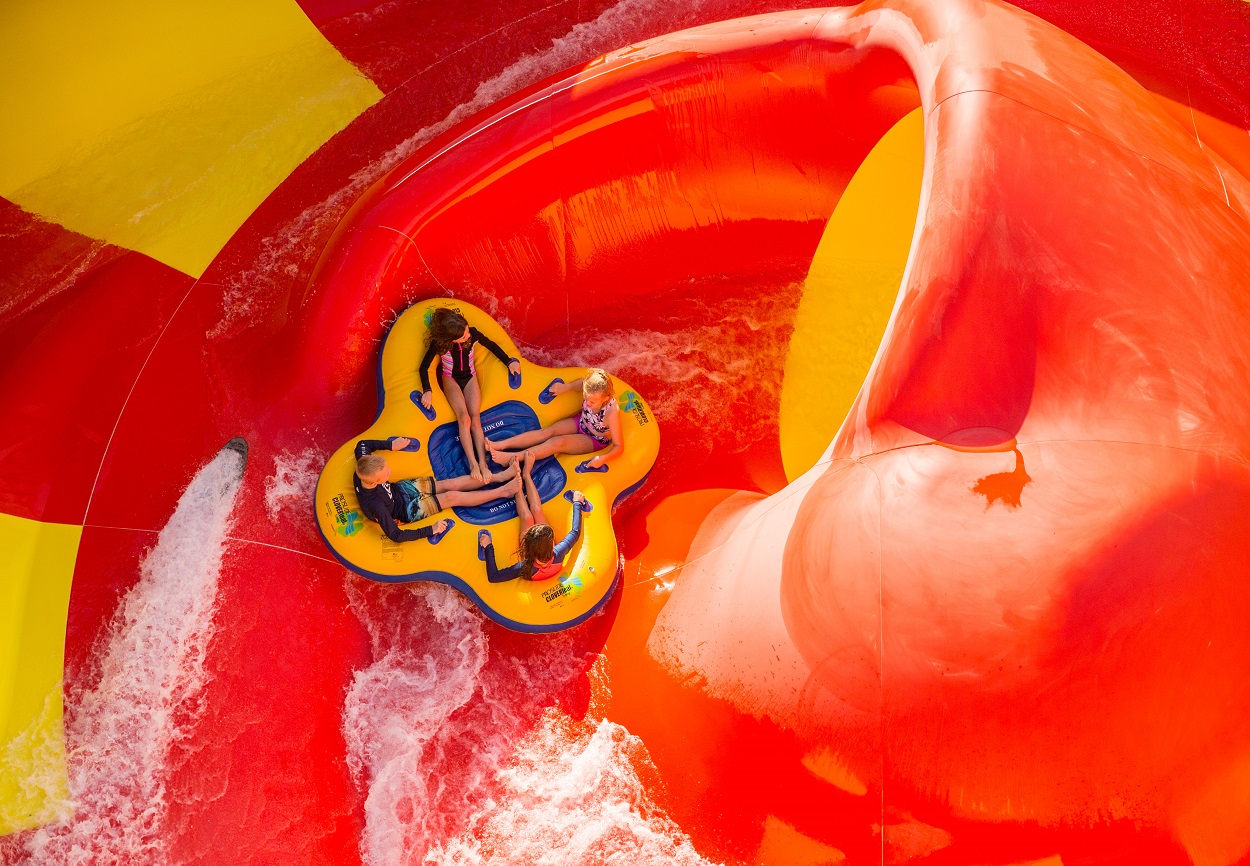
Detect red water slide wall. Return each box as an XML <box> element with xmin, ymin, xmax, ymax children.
<box><xmin>2</xmin><ymin>0</ymin><xmax>1250</xmax><ymax>864</ymax></box>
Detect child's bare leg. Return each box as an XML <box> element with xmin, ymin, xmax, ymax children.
<box><xmin>464</xmin><ymin>378</ymin><xmax>490</xmax><ymax>480</ymax></box>
<box><xmin>442</xmin><ymin>375</ymin><xmax>485</xmax><ymax>482</ymax></box>
<box><xmin>488</xmin><ymin>418</ymin><xmax>581</xmax><ymax>464</ymax></box>
<box><xmin>486</xmin><ymin>427</ymin><xmax>552</xmax><ymax>455</ymax></box>
<box><xmin>514</xmin><ymin>477</ymin><xmax>535</xmax><ymax>534</ymax></box>
<box><xmin>521</xmin><ymin>451</ymin><xmax>548</xmax><ymax>526</ymax></box>
<box><xmin>437</xmin><ymin>464</ymin><xmax>516</xmax><ymax>493</ymax></box>
<box><xmin>523</xmin><ymin>433</ymin><xmax>599</xmax><ymax>462</ymax></box>
<box><xmin>439</xmin><ymin>476</ymin><xmax>521</xmax><ymax>509</ymax></box>
<box><xmin>488</xmin><ymin>462</ymin><xmax>521</xmax><ymax>484</ymax></box>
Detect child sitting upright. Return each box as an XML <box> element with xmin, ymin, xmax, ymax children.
<box><xmin>418</xmin><ymin>308</ymin><xmax>519</xmax><ymax>484</ymax></box>
<box><xmin>354</xmin><ymin>438</ymin><xmax>520</xmax><ymax>543</ymax></box>
<box><xmin>486</xmin><ymin>368</ymin><xmax>621</xmax><ymax>470</ymax></box>
<box><xmin>479</xmin><ymin>451</ymin><xmax>588</xmax><ymax>582</ymax></box>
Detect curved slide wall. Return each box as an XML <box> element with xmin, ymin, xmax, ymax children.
<box><xmin>2</xmin><ymin>0</ymin><xmax>1250</xmax><ymax>864</ymax></box>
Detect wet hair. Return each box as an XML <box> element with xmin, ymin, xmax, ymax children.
<box><xmin>427</xmin><ymin>308</ymin><xmax>470</xmax><ymax>355</ymax></box>
<box><xmin>582</xmin><ymin>368</ymin><xmax>614</xmax><ymax>399</ymax></box>
<box><xmin>516</xmin><ymin>523</ymin><xmax>556</xmax><ymax>579</ymax></box>
<box><xmin>356</xmin><ymin>453</ymin><xmax>387</xmax><ymax>479</ymax></box>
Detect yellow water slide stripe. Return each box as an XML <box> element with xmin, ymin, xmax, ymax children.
<box><xmin>779</xmin><ymin>108</ymin><xmax>925</xmax><ymax>481</ymax></box>
<box><xmin>0</xmin><ymin>513</ymin><xmax>80</xmax><ymax>835</ymax></box>
<box><xmin>0</xmin><ymin>0</ymin><xmax>383</xmax><ymax>277</ymax></box>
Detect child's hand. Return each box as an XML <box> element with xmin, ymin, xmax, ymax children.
<box><xmin>391</xmin><ymin>436</ymin><xmax>411</xmax><ymax>451</ymax></box>
<box><xmin>421</xmin><ymin>391</ymin><xmax>433</xmax><ymax>409</ymax></box>
<box><xmin>587</xmin><ymin>455</ymin><xmax>604</xmax><ymax>468</ymax></box>
<box><xmin>572</xmin><ymin>490</ymin><xmax>586</xmax><ymax>503</ymax></box>
<box><xmin>553</xmin><ymin>381</ymin><xmax>569</xmax><ymax>395</ymax></box>
<box><xmin>434</xmin><ymin>519</ymin><xmax>450</xmax><ymax>535</ymax></box>
<box><xmin>478</xmin><ymin>531</ymin><xmax>492</xmax><ymax>549</ymax></box>
<box><xmin>508</xmin><ymin>359</ymin><xmax>521</xmax><ymax>375</ymax></box>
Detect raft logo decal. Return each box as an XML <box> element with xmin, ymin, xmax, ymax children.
<box><xmin>331</xmin><ymin>494</ymin><xmax>364</xmax><ymax>537</ymax></box>
<box><xmin>544</xmin><ymin>574</ymin><xmax>585</xmax><ymax>605</ymax></box>
<box><xmin>542</xmin><ymin>582</ymin><xmax>571</xmax><ymax>603</ymax></box>
<box><xmin>619</xmin><ymin>390</ymin><xmax>650</xmax><ymax>426</ymax></box>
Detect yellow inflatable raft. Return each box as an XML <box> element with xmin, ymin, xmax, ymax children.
<box><xmin>315</xmin><ymin>299</ymin><xmax>660</xmax><ymax>632</ymax></box>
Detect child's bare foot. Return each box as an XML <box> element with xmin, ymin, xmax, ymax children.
<box><xmin>500</xmin><ymin>476</ymin><xmax>522</xmax><ymax>498</ymax></box>
<box><xmin>491</xmin><ymin>462</ymin><xmax>521</xmax><ymax>484</ymax></box>
<box><xmin>521</xmin><ymin>449</ymin><xmax>535</xmax><ymax>475</ymax></box>
<box><xmin>488</xmin><ymin>446</ymin><xmax>517</xmax><ymax>467</ymax></box>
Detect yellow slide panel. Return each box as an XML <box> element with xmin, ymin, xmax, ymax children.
<box><xmin>779</xmin><ymin>108</ymin><xmax>925</xmax><ymax>481</ymax></box>
<box><xmin>0</xmin><ymin>0</ymin><xmax>382</xmax><ymax>278</ymax></box>
<box><xmin>0</xmin><ymin>513</ymin><xmax>81</xmax><ymax>835</ymax></box>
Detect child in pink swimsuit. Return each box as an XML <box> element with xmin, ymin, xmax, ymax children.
<box><xmin>418</xmin><ymin>308</ymin><xmax>519</xmax><ymax>483</ymax></box>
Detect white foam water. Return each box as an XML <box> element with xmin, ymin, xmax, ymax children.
<box><xmin>431</xmin><ymin>713</ymin><xmax>720</xmax><ymax>866</ymax></box>
<box><xmin>7</xmin><ymin>445</ymin><xmax>245</xmax><ymax>866</ymax></box>
<box><xmin>522</xmin><ymin>282</ymin><xmax>801</xmax><ymax>460</ymax></box>
<box><xmin>266</xmin><ymin>442</ymin><xmax>322</xmax><ymax>517</ymax></box>
<box><xmin>343</xmin><ymin>579</ymin><xmax>592</xmax><ymax>864</ymax></box>
<box><xmin>344</xmin><ymin>581</ymin><xmax>491</xmax><ymax>864</ymax></box>
<box><xmin>343</xmin><ymin>579</ymin><xmax>715</xmax><ymax>866</ymax></box>
<box><xmin>265</xmin><ymin>447</ymin><xmax>323</xmax><ymax>524</ymax></box>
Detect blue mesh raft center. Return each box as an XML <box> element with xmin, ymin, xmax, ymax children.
<box><xmin>426</xmin><ymin>400</ymin><xmax>568</xmax><ymax>525</ymax></box>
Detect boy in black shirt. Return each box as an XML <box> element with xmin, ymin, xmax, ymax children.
<box><xmin>354</xmin><ymin>438</ymin><xmax>519</xmax><ymax>542</ymax></box>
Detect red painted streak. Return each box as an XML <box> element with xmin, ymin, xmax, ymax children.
<box><xmin>0</xmin><ymin>240</ymin><xmax>191</xmax><ymax>524</ymax></box>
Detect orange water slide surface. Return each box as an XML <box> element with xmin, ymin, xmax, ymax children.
<box><xmin>2</xmin><ymin>0</ymin><xmax>1250</xmax><ymax>864</ymax></box>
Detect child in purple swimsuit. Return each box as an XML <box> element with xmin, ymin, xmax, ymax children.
<box><xmin>486</xmin><ymin>368</ymin><xmax>622</xmax><ymax>469</ymax></box>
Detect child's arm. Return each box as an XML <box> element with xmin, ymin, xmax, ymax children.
<box><xmin>355</xmin><ymin>439</ymin><xmax>395</xmax><ymax>459</ymax></box>
<box><xmin>482</xmin><ymin>537</ymin><xmax>524</xmax><ymax>583</ymax></box>
<box><xmin>378</xmin><ymin>512</ymin><xmax>435</xmax><ymax>543</ymax></box>
<box><xmin>470</xmin><ymin>328</ymin><xmax>518</xmax><ymax>373</ymax></box>
<box><xmin>417</xmin><ymin>343</ymin><xmax>439</xmax><ymax>397</ymax></box>
<box><xmin>552</xmin><ymin>497</ymin><xmax>585</xmax><ymax>563</ymax></box>
<box><xmin>552</xmin><ymin>377</ymin><xmax>583</xmax><ymax>397</ymax></box>
<box><xmin>356</xmin><ymin>438</ymin><xmax>413</xmax><ymax>457</ymax></box>
<box><xmin>585</xmin><ymin>404</ymin><xmax>624</xmax><ymax>468</ymax></box>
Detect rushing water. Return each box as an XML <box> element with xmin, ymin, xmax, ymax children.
<box><xmin>4</xmin><ymin>444</ymin><xmax>246</xmax><ymax>866</ymax></box>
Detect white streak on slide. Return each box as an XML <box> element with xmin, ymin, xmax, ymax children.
<box><xmin>18</xmin><ymin>443</ymin><xmax>246</xmax><ymax>866</ymax></box>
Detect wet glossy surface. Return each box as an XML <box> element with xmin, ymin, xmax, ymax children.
<box><xmin>2</xmin><ymin>0</ymin><xmax>1250</xmax><ymax>863</ymax></box>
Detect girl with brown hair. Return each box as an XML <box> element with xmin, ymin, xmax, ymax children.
<box><xmin>418</xmin><ymin>307</ymin><xmax>520</xmax><ymax>483</ymax></box>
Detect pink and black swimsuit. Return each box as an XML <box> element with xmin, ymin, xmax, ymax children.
<box><xmin>418</xmin><ymin>327</ymin><xmax>511</xmax><ymax>393</ymax></box>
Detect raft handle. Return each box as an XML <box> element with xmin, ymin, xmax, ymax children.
<box><xmin>429</xmin><ymin>518</ymin><xmax>455</xmax><ymax>545</ymax></box>
<box><xmin>538</xmin><ymin>378</ymin><xmax>563</xmax><ymax>404</ymax></box>
<box><xmin>387</xmin><ymin>435</ymin><xmax>422</xmax><ymax>452</ymax></box>
<box><xmin>563</xmin><ymin>489</ymin><xmax>593</xmax><ymax>511</ymax></box>
<box><xmin>409</xmin><ymin>390</ymin><xmax>437</xmax><ymax>421</ymax></box>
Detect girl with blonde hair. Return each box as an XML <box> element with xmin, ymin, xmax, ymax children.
<box><xmin>486</xmin><ymin>367</ymin><xmax>622</xmax><ymax>470</ymax></box>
